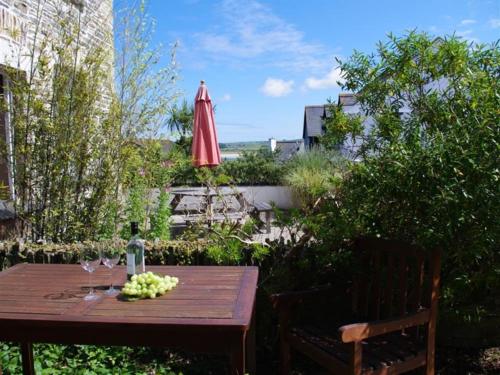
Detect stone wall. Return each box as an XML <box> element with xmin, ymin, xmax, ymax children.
<box><xmin>0</xmin><ymin>0</ymin><xmax>113</xmax><ymax>72</ymax></box>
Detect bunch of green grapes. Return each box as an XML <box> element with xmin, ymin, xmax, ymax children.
<box><xmin>122</xmin><ymin>271</ymin><xmax>179</xmax><ymax>299</ymax></box>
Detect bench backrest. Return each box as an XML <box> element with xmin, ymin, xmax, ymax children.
<box><xmin>351</xmin><ymin>237</ymin><xmax>441</xmax><ymax>322</ymax></box>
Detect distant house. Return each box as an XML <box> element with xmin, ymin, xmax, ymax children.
<box><xmin>269</xmin><ymin>138</ymin><xmax>304</xmax><ymax>161</ymax></box>
<box><xmin>301</xmin><ymin>94</ymin><xmax>374</xmax><ymax>159</ymax></box>
<box><xmin>302</xmin><ymin>105</ymin><xmax>327</xmax><ymax>149</ymax></box>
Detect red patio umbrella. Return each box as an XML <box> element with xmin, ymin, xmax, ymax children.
<box><xmin>191</xmin><ymin>80</ymin><xmax>221</xmax><ymax>167</ymax></box>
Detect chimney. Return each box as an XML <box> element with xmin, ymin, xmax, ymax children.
<box><xmin>269</xmin><ymin>138</ymin><xmax>277</xmax><ymax>152</ymax></box>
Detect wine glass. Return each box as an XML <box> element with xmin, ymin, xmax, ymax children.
<box><xmin>79</xmin><ymin>243</ymin><xmax>101</xmax><ymax>301</ymax></box>
<box><xmin>101</xmin><ymin>239</ymin><xmax>122</xmax><ymax>296</ymax></box>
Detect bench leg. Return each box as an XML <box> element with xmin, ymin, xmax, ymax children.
<box><xmin>265</xmin><ymin>211</ymin><xmax>271</xmax><ymax>233</ymax></box>
<box><xmin>20</xmin><ymin>342</ymin><xmax>35</xmax><ymax>375</ymax></box>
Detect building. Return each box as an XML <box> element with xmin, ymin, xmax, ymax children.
<box><xmin>302</xmin><ymin>94</ymin><xmax>376</xmax><ymax>159</ymax></box>
<box><xmin>0</xmin><ymin>0</ymin><xmax>113</xmax><ymax>201</ymax></box>
<box><xmin>302</xmin><ymin>105</ymin><xmax>327</xmax><ymax>150</ymax></box>
<box><xmin>269</xmin><ymin>138</ymin><xmax>304</xmax><ymax>161</ymax></box>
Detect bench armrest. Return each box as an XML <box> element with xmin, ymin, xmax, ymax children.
<box><xmin>339</xmin><ymin>309</ymin><xmax>430</xmax><ymax>343</ymax></box>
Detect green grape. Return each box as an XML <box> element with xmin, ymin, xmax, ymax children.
<box><xmin>122</xmin><ymin>272</ymin><xmax>179</xmax><ymax>299</ymax></box>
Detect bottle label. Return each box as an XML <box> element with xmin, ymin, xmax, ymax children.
<box><xmin>127</xmin><ymin>253</ymin><xmax>135</xmax><ymax>275</ymax></box>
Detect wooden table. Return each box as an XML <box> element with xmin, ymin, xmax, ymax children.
<box><xmin>170</xmin><ymin>187</ymin><xmax>248</xmax><ymax>218</ymax></box>
<box><xmin>0</xmin><ymin>264</ymin><xmax>258</xmax><ymax>375</ymax></box>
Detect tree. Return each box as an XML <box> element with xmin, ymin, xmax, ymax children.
<box><xmin>3</xmin><ymin>0</ymin><xmax>179</xmax><ymax>241</ymax></box>
<box><xmin>322</xmin><ymin>32</ymin><xmax>499</xmax><ymax>321</ymax></box>
<box><xmin>104</xmin><ymin>0</ymin><xmax>179</xmax><ymax>236</ymax></box>
<box><xmin>167</xmin><ymin>99</ymin><xmax>194</xmax><ymax>138</ymax></box>
<box><xmin>6</xmin><ymin>0</ymin><xmax>120</xmax><ymax>241</ymax></box>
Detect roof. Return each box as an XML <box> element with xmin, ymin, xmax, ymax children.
<box><xmin>338</xmin><ymin>93</ymin><xmax>357</xmax><ymax>106</ymax></box>
<box><xmin>303</xmin><ymin>105</ymin><xmax>327</xmax><ymax>138</ymax></box>
<box><xmin>276</xmin><ymin>140</ymin><xmax>303</xmax><ymax>161</ymax></box>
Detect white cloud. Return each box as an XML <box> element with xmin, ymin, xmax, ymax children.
<box><xmin>194</xmin><ymin>0</ymin><xmax>333</xmax><ymax>71</ymax></box>
<box><xmin>303</xmin><ymin>67</ymin><xmax>343</xmax><ymax>90</ymax></box>
<box><xmin>456</xmin><ymin>29</ymin><xmax>479</xmax><ymax>43</ymax></box>
<box><xmin>260</xmin><ymin>78</ymin><xmax>294</xmax><ymax>97</ymax></box>
<box><xmin>428</xmin><ymin>25</ymin><xmax>438</xmax><ymax>32</ymax></box>
<box><xmin>460</xmin><ymin>19</ymin><xmax>476</xmax><ymax>25</ymax></box>
<box><xmin>489</xmin><ymin>18</ymin><xmax>500</xmax><ymax>29</ymax></box>
<box><xmin>219</xmin><ymin>94</ymin><xmax>232</xmax><ymax>102</ymax></box>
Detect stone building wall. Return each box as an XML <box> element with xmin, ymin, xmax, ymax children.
<box><xmin>0</xmin><ymin>0</ymin><xmax>113</xmax><ymax>72</ymax></box>
<box><xmin>0</xmin><ymin>0</ymin><xmax>114</xmax><ymax>201</ymax></box>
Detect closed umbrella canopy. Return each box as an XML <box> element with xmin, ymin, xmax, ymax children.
<box><xmin>191</xmin><ymin>81</ymin><xmax>221</xmax><ymax>167</ymax></box>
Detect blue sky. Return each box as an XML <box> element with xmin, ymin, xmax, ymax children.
<box><xmin>131</xmin><ymin>0</ymin><xmax>499</xmax><ymax>143</ymax></box>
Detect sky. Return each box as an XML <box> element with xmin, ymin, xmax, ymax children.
<box><xmin>126</xmin><ymin>0</ymin><xmax>499</xmax><ymax>143</ymax></box>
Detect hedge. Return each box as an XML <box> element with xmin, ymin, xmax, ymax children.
<box><xmin>0</xmin><ymin>240</ymin><xmax>213</xmax><ymax>271</ymax></box>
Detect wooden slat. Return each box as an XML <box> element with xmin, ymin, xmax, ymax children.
<box><xmin>384</xmin><ymin>255</ymin><xmax>395</xmax><ymax>318</ymax></box>
<box><xmin>288</xmin><ymin>332</ymin><xmax>350</xmax><ymax>374</ymax></box>
<box><xmin>370</xmin><ymin>250</ymin><xmax>382</xmax><ymax>320</ymax></box>
<box><xmin>357</xmin><ymin>252</ymin><xmax>370</xmax><ymax>318</ymax></box>
<box><xmin>87</xmin><ymin>309</ymin><xmax>232</xmax><ymax>319</ymax></box>
<box><xmin>412</xmin><ymin>254</ymin><xmax>425</xmax><ymax>311</ymax></box>
<box><xmin>398</xmin><ymin>255</ymin><xmax>408</xmax><ymax>316</ymax></box>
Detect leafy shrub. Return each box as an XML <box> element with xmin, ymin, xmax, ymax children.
<box><xmin>148</xmin><ymin>191</ymin><xmax>172</xmax><ymax>241</ymax></box>
<box><xmin>321</xmin><ymin>32</ymin><xmax>500</xmax><ymax>321</ymax></box>
<box><xmin>283</xmin><ymin>148</ymin><xmax>346</xmax><ymax>208</ymax></box>
<box><xmin>218</xmin><ymin>148</ymin><xmax>284</xmax><ymax>185</ymax></box>
<box><xmin>171</xmin><ymin>148</ymin><xmax>284</xmax><ymax>186</ymax></box>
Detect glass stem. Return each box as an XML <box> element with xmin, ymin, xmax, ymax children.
<box><xmin>110</xmin><ymin>267</ymin><xmax>114</xmax><ymax>290</ymax></box>
<box><xmin>89</xmin><ymin>271</ymin><xmax>93</xmax><ymax>295</ymax></box>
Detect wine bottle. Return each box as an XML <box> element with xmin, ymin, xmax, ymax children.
<box><xmin>126</xmin><ymin>222</ymin><xmax>145</xmax><ymax>280</ymax></box>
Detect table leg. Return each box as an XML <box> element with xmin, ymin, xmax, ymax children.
<box><xmin>230</xmin><ymin>335</ymin><xmax>246</xmax><ymax>375</ymax></box>
<box><xmin>20</xmin><ymin>342</ymin><xmax>35</xmax><ymax>375</ymax></box>
<box><xmin>236</xmin><ymin>193</ymin><xmax>248</xmax><ymax>213</ymax></box>
<box><xmin>170</xmin><ymin>194</ymin><xmax>182</xmax><ymax>213</ymax></box>
<box><xmin>246</xmin><ymin>306</ymin><xmax>256</xmax><ymax>375</ymax></box>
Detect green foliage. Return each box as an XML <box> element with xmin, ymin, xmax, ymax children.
<box><xmin>321</xmin><ymin>32</ymin><xmax>500</xmax><ymax>321</ymax></box>
<box><xmin>171</xmin><ymin>148</ymin><xmax>284</xmax><ymax>186</ymax></box>
<box><xmin>4</xmin><ymin>0</ymin><xmax>178</xmax><ymax>242</ymax></box>
<box><xmin>167</xmin><ymin>100</ymin><xmax>194</xmax><ymax>154</ymax></box>
<box><xmin>7</xmin><ymin>4</ymin><xmax>119</xmax><ymax>242</ymax></box>
<box><xmin>322</xmin><ymin>102</ymin><xmax>364</xmax><ymax>149</ymax></box>
<box><xmin>0</xmin><ymin>342</ymin><xmax>183</xmax><ymax>374</ymax></box>
<box><xmin>283</xmin><ymin>148</ymin><xmax>346</xmax><ymax>208</ymax></box>
<box><xmin>219</xmin><ymin>148</ymin><xmax>284</xmax><ymax>185</ymax></box>
<box><xmin>121</xmin><ymin>140</ymin><xmax>174</xmax><ymax>238</ymax></box>
<box><xmin>114</xmin><ymin>0</ymin><xmax>178</xmax><ymax>139</ymax></box>
<box><xmin>149</xmin><ymin>190</ymin><xmax>171</xmax><ymax>240</ymax></box>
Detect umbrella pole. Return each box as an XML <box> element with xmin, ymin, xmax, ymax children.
<box><xmin>206</xmin><ymin>184</ymin><xmax>212</xmax><ymax>227</ymax></box>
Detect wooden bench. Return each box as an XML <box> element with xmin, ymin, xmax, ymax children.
<box><xmin>271</xmin><ymin>237</ymin><xmax>441</xmax><ymax>375</ymax></box>
<box><xmin>252</xmin><ymin>202</ymin><xmax>273</xmax><ymax>233</ymax></box>
<box><xmin>178</xmin><ymin>212</ymin><xmax>245</xmax><ymax>227</ymax></box>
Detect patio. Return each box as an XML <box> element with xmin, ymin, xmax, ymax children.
<box><xmin>0</xmin><ymin>0</ymin><xmax>498</xmax><ymax>374</ymax></box>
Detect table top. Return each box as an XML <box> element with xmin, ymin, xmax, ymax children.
<box><xmin>0</xmin><ymin>264</ymin><xmax>258</xmax><ymax>330</ymax></box>
<box><xmin>172</xmin><ymin>187</ymin><xmax>246</xmax><ymax>197</ymax></box>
